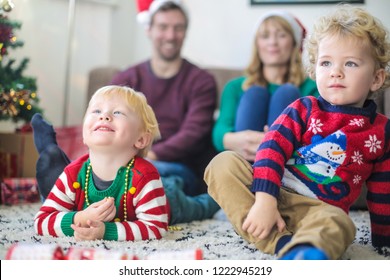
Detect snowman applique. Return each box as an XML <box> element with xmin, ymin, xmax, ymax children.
<box><xmin>282</xmin><ymin>130</ymin><xmax>350</xmax><ymax>200</ymax></box>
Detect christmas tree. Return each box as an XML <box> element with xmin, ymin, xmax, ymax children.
<box><xmin>0</xmin><ymin>2</ymin><xmax>43</xmax><ymax>125</ymax></box>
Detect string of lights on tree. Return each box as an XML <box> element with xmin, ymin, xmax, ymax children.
<box><xmin>0</xmin><ymin>0</ymin><xmax>43</xmax><ymax>124</ymax></box>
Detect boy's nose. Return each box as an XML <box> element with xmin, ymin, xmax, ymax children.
<box><xmin>100</xmin><ymin>114</ymin><xmax>111</xmax><ymax>121</ymax></box>
<box><xmin>330</xmin><ymin>67</ymin><xmax>344</xmax><ymax>78</ymax></box>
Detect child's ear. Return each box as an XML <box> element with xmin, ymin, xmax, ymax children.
<box><xmin>134</xmin><ymin>131</ymin><xmax>152</xmax><ymax>150</ymax></box>
<box><xmin>370</xmin><ymin>68</ymin><xmax>386</xmax><ymax>92</ymax></box>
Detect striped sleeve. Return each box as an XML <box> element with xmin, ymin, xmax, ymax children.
<box><xmin>251</xmin><ymin>97</ymin><xmax>311</xmax><ymax>197</ymax></box>
<box><xmin>34</xmin><ymin>171</ymin><xmax>78</xmax><ymax>237</ymax></box>
<box><xmin>103</xmin><ymin>161</ymin><xmax>169</xmax><ymax>241</ymax></box>
<box><xmin>366</xmin><ymin>119</ymin><xmax>390</xmax><ymax>248</ymax></box>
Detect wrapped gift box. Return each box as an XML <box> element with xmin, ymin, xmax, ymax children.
<box><xmin>0</xmin><ymin>132</ymin><xmax>38</xmax><ymax>178</ymax></box>
<box><xmin>55</xmin><ymin>125</ymin><xmax>88</xmax><ymax>160</ymax></box>
<box><xmin>0</xmin><ymin>177</ymin><xmax>40</xmax><ymax>205</ymax></box>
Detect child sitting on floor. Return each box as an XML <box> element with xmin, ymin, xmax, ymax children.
<box><xmin>205</xmin><ymin>5</ymin><xmax>390</xmax><ymax>259</ymax></box>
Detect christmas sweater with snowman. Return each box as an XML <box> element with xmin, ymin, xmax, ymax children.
<box><xmin>252</xmin><ymin>95</ymin><xmax>390</xmax><ymax>248</ymax></box>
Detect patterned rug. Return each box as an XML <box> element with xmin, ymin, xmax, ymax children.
<box><xmin>0</xmin><ymin>202</ymin><xmax>389</xmax><ymax>260</ymax></box>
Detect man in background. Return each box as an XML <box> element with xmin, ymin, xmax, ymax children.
<box><xmin>112</xmin><ymin>0</ymin><xmax>217</xmax><ymax>196</ymax></box>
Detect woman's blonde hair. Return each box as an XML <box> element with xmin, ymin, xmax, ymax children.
<box><xmin>304</xmin><ymin>5</ymin><xmax>390</xmax><ymax>93</ymax></box>
<box><xmin>88</xmin><ymin>85</ymin><xmax>160</xmax><ymax>157</ymax></box>
<box><xmin>243</xmin><ymin>16</ymin><xmax>306</xmax><ymax>90</ymax></box>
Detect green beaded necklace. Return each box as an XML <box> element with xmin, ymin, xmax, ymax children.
<box><xmin>84</xmin><ymin>158</ymin><xmax>135</xmax><ymax>222</ymax></box>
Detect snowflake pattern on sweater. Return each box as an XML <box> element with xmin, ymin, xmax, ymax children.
<box><xmin>251</xmin><ymin>96</ymin><xmax>390</xmax><ymax>248</ymax></box>
<box><xmin>34</xmin><ymin>155</ymin><xmax>169</xmax><ymax>241</ymax></box>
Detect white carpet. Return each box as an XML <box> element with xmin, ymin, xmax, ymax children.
<box><xmin>0</xmin><ymin>202</ymin><xmax>389</xmax><ymax>260</ymax></box>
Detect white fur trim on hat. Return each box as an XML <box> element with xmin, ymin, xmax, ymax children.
<box><xmin>255</xmin><ymin>10</ymin><xmax>306</xmax><ymax>49</ymax></box>
<box><xmin>136</xmin><ymin>0</ymin><xmax>187</xmax><ymax>28</ymax></box>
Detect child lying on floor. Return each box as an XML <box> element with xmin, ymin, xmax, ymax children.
<box><xmin>34</xmin><ymin>85</ymin><xmax>219</xmax><ymax>241</ymax></box>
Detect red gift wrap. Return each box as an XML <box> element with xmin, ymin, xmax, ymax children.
<box><xmin>0</xmin><ymin>177</ymin><xmax>40</xmax><ymax>205</ymax></box>
<box><xmin>6</xmin><ymin>243</ymin><xmax>64</xmax><ymax>260</ymax></box>
<box><xmin>5</xmin><ymin>244</ymin><xmax>204</xmax><ymax>260</ymax></box>
<box><xmin>66</xmin><ymin>247</ymin><xmax>135</xmax><ymax>260</ymax></box>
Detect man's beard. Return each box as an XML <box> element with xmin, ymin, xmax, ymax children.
<box><xmin>156</xmin><ymin>42</ymin><xmax>182</xmax><ymax>62</ymax></box>
<box><xmin>159</xmin><ymin>51</ymin><xmax>181</xmax><ymax>62</ymax></box>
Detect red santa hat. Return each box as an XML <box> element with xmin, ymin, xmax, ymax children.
<box><xmin>255</xmin><ymin>10</ymin><xmax>307</xmax><ymax>50</ymax></box>
<box><xmin>136</xmin><ymin>0</ymin><xmax>186</xmax><ymax>27</ymax></box>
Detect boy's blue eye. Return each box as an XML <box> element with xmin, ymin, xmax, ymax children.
<box><xmin>346</xmin><ymin>61</ymin><xmax>358</xmax><ymax>67</ymax></box>
<box><xmin>113</xmin><ymin>111</ymin><xmax>122</xmax><ymax>115</ymax></box>
<box><xmin>320</xmin><ymin>61</ymin><xmax>331</xmax><ymax>67</ymax></box>
<box><xmin>92</xmin><ymin>109</ymin><xmax>101</xmax><ymax>114</ymax></box>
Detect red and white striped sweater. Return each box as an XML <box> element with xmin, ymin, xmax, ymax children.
<box><xmin>252</xmin><ymin>96</ymin><xmax>390</xmax><ymax>248</ymax></box>
<box><xmin>34</xmin><ymin>154</ymin><xmax>169</xmax><ymax>241</ymax></box>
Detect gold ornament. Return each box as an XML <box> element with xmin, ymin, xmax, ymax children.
<box><xmin>1</xmin><ymin>0</ymin><xmax>15</xmax><ymax>12</ymax></box>
<box><xmin>168</xmin><ymin>226</ymin><xmax>183</xmax><ymax>231</ymax></box>
<box><xmin>0</xmin><ymin>89</ymin><xmax>35</xmax><ymax>118</ymax></box>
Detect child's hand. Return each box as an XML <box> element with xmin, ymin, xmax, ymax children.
<box><xmin>71</xmin><ymin>220</ymin><xmax>105</xmax><ymax>241</ymax></box>
<box><xmin>242</xmin><ymin>192</ymin><xmax>285</xmax><ymax>240</ymax></box>
<box><xmin>225</xmin><ymin>130</ymin><xmax>267</xmax><ymax>162</ymax></box>
<box><xmin>74</xmin><ymin>197</ymin><xmax>116</xmax><ymax>226</ymax></box>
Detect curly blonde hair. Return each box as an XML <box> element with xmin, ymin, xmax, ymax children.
<box><xmin>88</xmin><ymin>85</ymin><xmax>160</xmax><ymax>157</ymax></box>
<box><xmin>243</xmin><ymin>16</ymin><xmax>306</xmax><ymax>91</ymax></box>
<box><xmin>304</xmin><ymin>5</ymin><xmax>390</xmax><ymax>92</ymax></box>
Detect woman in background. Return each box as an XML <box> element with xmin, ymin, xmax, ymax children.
<box><xmin>212</xmin><ymin>11</ymin><xmax>318</xmax><ymax>162</ymax></box>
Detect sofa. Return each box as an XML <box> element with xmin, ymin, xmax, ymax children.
<box><xmin>85</xmin><ymin>65</ymin><xmax>390</xmax><ymax>209</ymax></box>
<box><xmin>87</xmin><ymin>66</ymin><xmax>390</xmax><ymax>118</ymax></box>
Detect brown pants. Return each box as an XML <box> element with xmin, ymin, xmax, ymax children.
<box><xmin>204</xmin><ymin>151</ymin><xmax>356</xmax><ymax>259</ymax></box>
